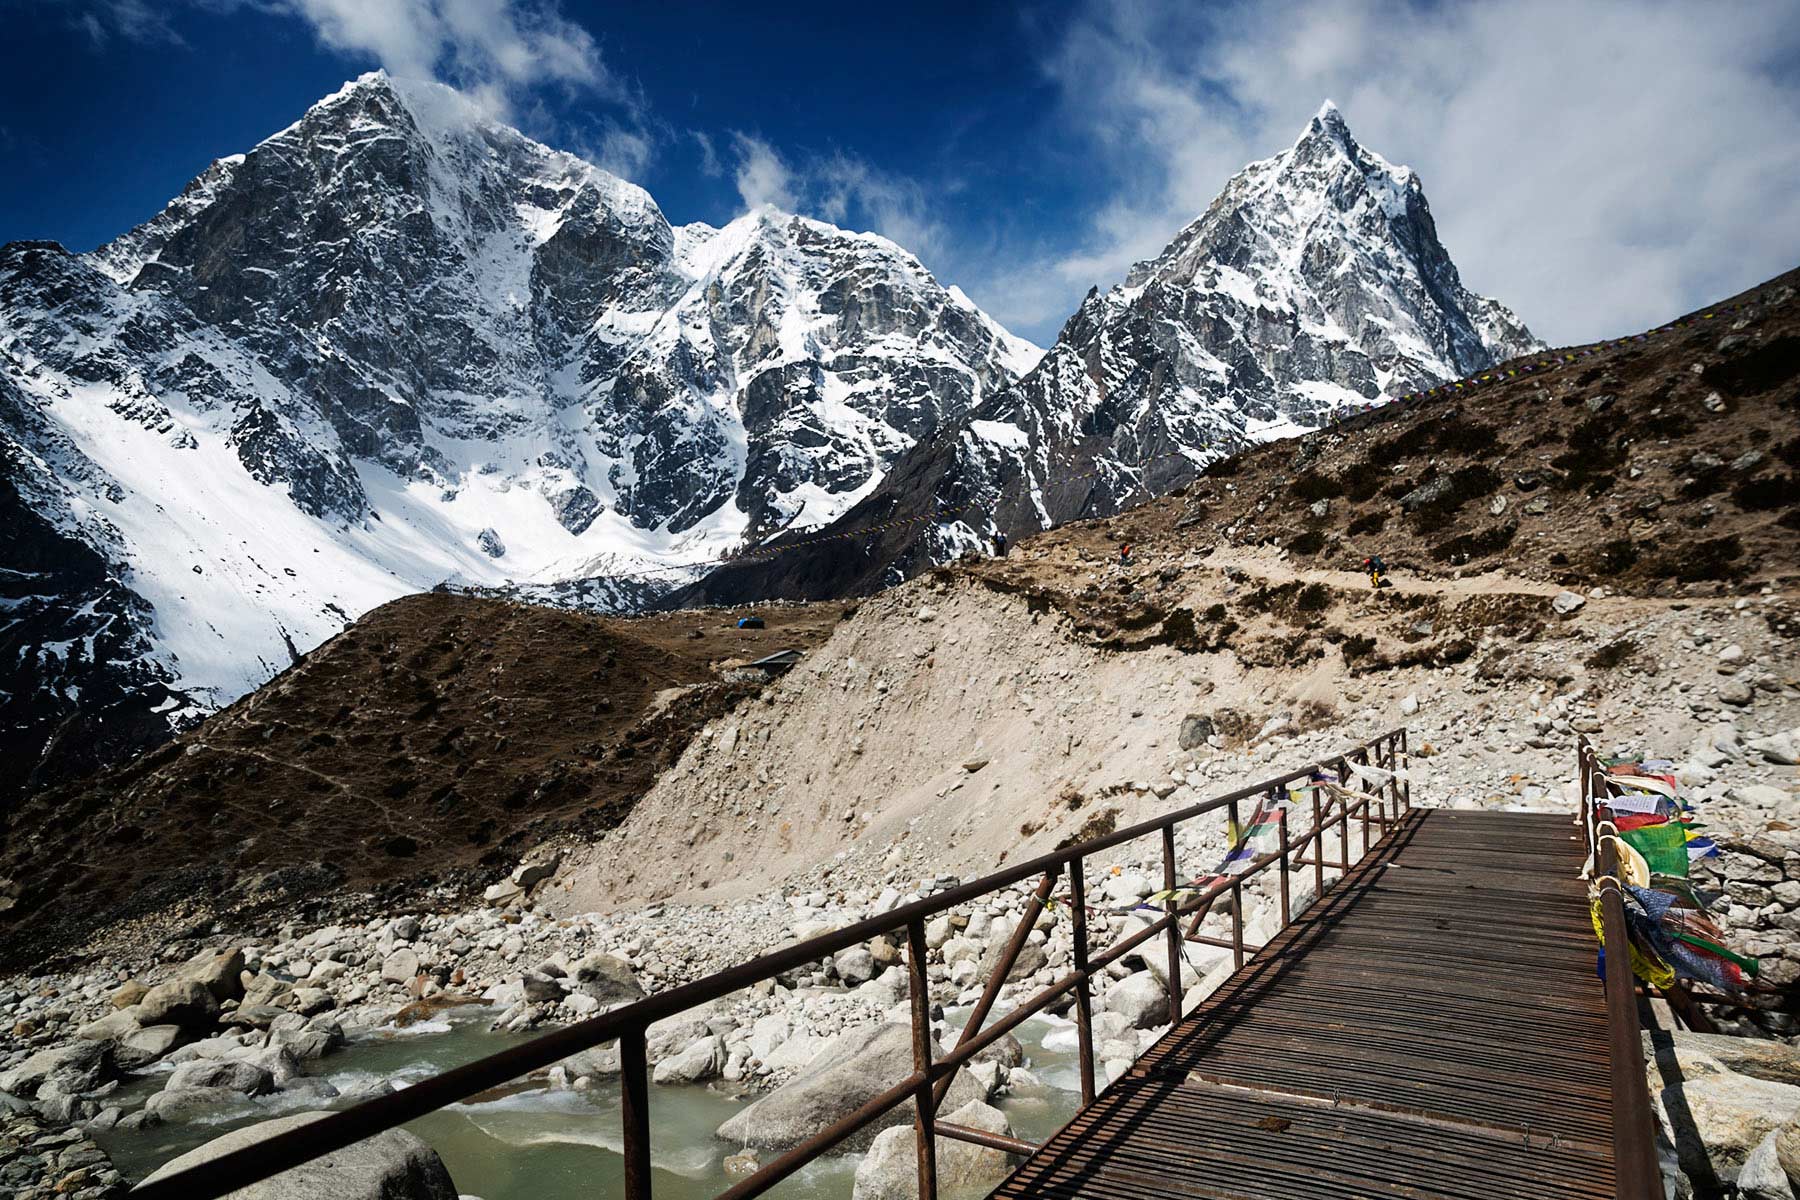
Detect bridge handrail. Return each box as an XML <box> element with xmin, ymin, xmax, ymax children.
<box><xmin>133</xmin><ymin>728</ymin><xmax>1412</xmax><ymax>1200</ymax></box>
<box><xmin>1576</xmin><ymin>734</ymin><xmax>1667</xmax><ymax>1200</ymax></box>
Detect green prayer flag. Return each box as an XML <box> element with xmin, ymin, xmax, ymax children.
<box><xmin>1621</xmin><ymin>821</ymin><xmax>1690</xmax><ymax>879</ymax></box>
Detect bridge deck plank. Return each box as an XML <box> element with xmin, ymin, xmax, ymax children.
<box><xmin>993</xmin><ymin>808</ymin><xmax>1617</xmax><ymax>1199</ymax></box>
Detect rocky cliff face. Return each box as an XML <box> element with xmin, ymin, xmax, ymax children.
<box><xmin>678</xmin><ymin>103</ymin><xmax>1543</xmax><ymax>605</ymax></box>
<box><xmin>0</xmin><ymin>72</ymin><xmax>1037</xmax><ymax>800</ymax></box>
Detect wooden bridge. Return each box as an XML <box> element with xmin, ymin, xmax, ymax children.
<box><xmin>996</xmin><ymin>808</ymin><xmax>1629</xmax><ymax>1200</ymax></box>
<box><xmin>135</xmin><ymin>730</ymin><xmax>1661</xmax><ymax>1200</ymax></box>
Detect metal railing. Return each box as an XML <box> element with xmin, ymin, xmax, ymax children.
<box><xmin>1575</xmin><ymin>734</ymin><xmax>1668</xmax><ymax>1200</ymax></box>
<box><xmin>134</xmin><ymin>728</ymin><xmax>1413</xmax><ymax>1200</ymax></box>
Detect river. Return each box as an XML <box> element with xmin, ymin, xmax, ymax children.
<box><xmin>95</xmin><ymin>1006</ymin><xmax>1086</xmax><ymax>1199</ymax></box>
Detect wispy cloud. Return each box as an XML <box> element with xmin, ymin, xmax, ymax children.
<box><xmin>1025</xmin><ymin>0</ymin><xmax>1800</xmax><ymax>344</ymax></box>
<box><xmin>730</xmin><ymin>133</ymin><xmax>798</xmax><ymax>211</ymax></box>
<box><xmin>727</xmin><ymin>134</ymin><xmax>952</xmax><ymax>267</ymax></box>
<box><xmin>64</xmin><ymin>0</ymin><xmax>186</xmax><ymax>47</ymax></box>
<box><xmin>279</xmin><ymin>0</ymin><xmax>617</xmax><ymax>116</ymax></box>
<box><xmin>54</xmin><ymin>0</ymin><xmax>664</xmax><ymax>178</ymax></box>
<box><xmin>691</xmin><ymin>130</ymin><xmax>722</xmax><ymax>178</ymax></box>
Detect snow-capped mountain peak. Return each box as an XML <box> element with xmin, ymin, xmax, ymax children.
<box><xmin>0</xmin><ymin>74</ymin><xmax>1038</xmax><ymax>798</ymax></box>
<box><xmin>771</xmin><ymin>103</ymin><xmax>1543</xmax><ymax>586</ymax></box>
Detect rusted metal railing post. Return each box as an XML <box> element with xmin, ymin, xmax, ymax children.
<box><xmin>1338</xmin><ymin>779</ymin><xmax>1352</xmax><ymax>872</ymax></box>
<box><xmin>1400</xmin><ymin>729</ymin><xmax>1412</xmax><ymax>810</ymax></box>
<box><xmin>1277</xmin><ymin>807</ymin><xmax>1291</xmax><ymax>926</ymax></box>
<box><xmin>1311</xmin><ymin>791</ymin><xmax>1325</xmax><ymax>897</ymax></box>
<box><xmin>1069</xmin><ymin>858</ymin><xmax>1097</xmax><ymax>1106</ymax></box>
<box><xmin>932</xmin><ymin>869</ymin><xmax>1057</xmax><ymax>1108</ymax></box>
<box><xmin>1230</xmin><ymin>879</ymin><xmax>1244</xmax><ymax>969</ymax></box>
<box><xmin>906</xmin><ymin>919</ymin><xmax>938</xmax><ymax>1200</ymax></box>
<box><xmin>620</xmin><ymin>1026</ymin><xmax>651</xmax><ymax>1200</ymax></box>
<box><xmin>1161</xmin><ymin>824</ymin><xmax>1183</xmax><ymax>1025</ymax></box>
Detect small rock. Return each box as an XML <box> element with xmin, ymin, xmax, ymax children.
<box><xmin>1551</xmin><ymin>591</ymin><xmax>1586</xmax><ymax>616</ymax></box>
<box><xmin>381</xmin><ymin>949</ymin><xmax>420</xmax><ymax>984</ymax></box>
<box><xmin>1748</xmin><ymin>733</ymin><xmax>1799</xmax><ymax>766</ymax></box>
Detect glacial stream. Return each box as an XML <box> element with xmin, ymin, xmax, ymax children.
<box><xmin>94</xmin><ymin>1006</ymin><xmax>1085</xmax><ymax>1200</ymax></box>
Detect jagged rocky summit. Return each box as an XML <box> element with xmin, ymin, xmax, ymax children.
<box><xmin>0</xmin><ymin>71</ymin><xmax>1039</xmax><ymax>798</ymax></box>
<box><xmin>680</xmin><ymin>102</ymin><xmax>1541</xmax><ymax>604</ymax></box>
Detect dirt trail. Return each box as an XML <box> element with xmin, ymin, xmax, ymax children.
<box><xmin>1200</xmin><ymin>544</ymin><xmax>1781</xmax><ymax>612</ymax></box>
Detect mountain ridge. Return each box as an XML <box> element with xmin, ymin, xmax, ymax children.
<box><xmin>675</xmin><ymin>104</ymin><xmax>1541</xmax><ymax>605</ymax></box>
<box><xmin>0</xmin><ymin>71</ymin><xmax>1039</xmax><ymax>801</ymax></box>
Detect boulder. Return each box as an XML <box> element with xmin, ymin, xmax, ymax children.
<box><xmin>77</xmin><ymin>1009</ymin><xmax>142</xmax><ymax>1042</ymax></box>
<box><xmin>1658</xmin><ymin>1072</ymin><xmax>1800</xmax><ymax>1186</ymax></box>
<box><xmin>381</xmin><ymin>949</ymin><xmax>421</xmax><ymax>985</ymax></box>
<box><xmin>1552</xmin><ymin>591</ymin><xmax>1586</xmax><ymax>616</ymax></box>
<box><xmin>239</xmin><ymin>1045</ymin><xmax>304</xmax><ymax>1085</ymax></box>
<box><xmin>145</xmin><ymin>1086</ymin><xmax>247</xmax><ymax>1121</ymax></box>
<box><xmin>281</xmin><ymin>1077</ymin><xmax>343</xmax><ymax>1101</ymax></box>
<box><xmin>112</xmin><ymin>981</ymin><xmax>150</xmax><ymax>1009</ymax></box>
<box><xmin>1125</xmin><ymin>912</ymin><xmax>1228</xmax><ymax>993</ymax></box>
<box><xmin>116</xmin><ymin>1025</ymin><xmax>188</xmax><ymax>1070</ymax></box>
<box><xmin>138</xmin><ymin>1110</ymin><xmax>459</xmax><ymax>1198</ymax></box>
<box><xmin>269</xmin><ymin>1027</ymin><xmax>336</xmax><ymax>1061</ymax></box>
<box><xmin>1104</xmin><ymin>971</ymin><xmax>1170</xmax><ymax>1031</ymax></box>
<box><xmin>289</xmin><ymin>987</ymin><xmax>335</xmax><ymax>1016</ymax></box>
<box><xmin>1749</xmin><ymin>733</ymin><xmax>1800</xmax><ymax>766</ymax></box>
<box><xmin>241</xmin><ymin>973</ymin><xmax>295</xmax><ymax>1010</ymax></box>
<box><xmin>1777</xmin><ymin>1116</ymin><xmax>1800</xmax><ymax>1191</ymax></box>
<box><xmin>1177</xmin><ymin>715</ymin><xmax>1215</xmax><ymax>751</ymax></box>
<box><xmin>1740</xmin><ymin>1128</ymin><xmax>1796</xmax><ymax>1200</ymax></box>
<box><xmin>853</xmin><ymin>1099</ymin><xmax>1022</xmax><ymax>1200</ymax></box>
<box><xmin>512</xmin><ymin>852</ymin><xmax>561</xmax><ymax>891</ymax></box>
<box><xmin>137</xmin><ymin>978</ymin><xmax>220</xmax><ymax>1030</ymax></box>
<box><xmin>167</xmin><ymin>1059</ymin><xmax>275</xmax><ymax>1096</ymax></box>
<box><xmin>521</xmin><ymin>971</ymin><xmax>565</xmax><ymax>1004</ymax></box>
<box><xmin>559</xmin><ymin>1044</ymin><xmax>622</xmax><ymax>1079</ymax></box>
<box><xmin>717</xmin><ymin>1023</ymin><xmax>984</xmax><ymax>1151</ymax></box>
<box><xmin>1730</xmin><ymin>784</ymin><xmax>1792</xmax><ymax>812</ymax></box>
<box><xmin>834</xmin><ymin>947</ymin><xmax>879</xmax><ymax>986</ymax></box>
<box><xmin>762</xmin><ymin>1032</ymin><xmax>835</xmax><ymax>1073</ymax></box>
<box><xmin>653</xmin><ymin>1035</ymin><xmax>726</xmax><ymax>1085</ymax></box>
<box><xmin>0</xmin><ymin>1041</ymin><xmax>113</xmax><ymax>1097</ymax></box>
<box><xmin>572</xmin><ymin>953</ymin><xmax>646</xmax><ymax>1005</ymax></box>
<box><xmin>746</xmin><ymin>1015</ymin><xmax>791</xmax><ymax>1060</ymax></box>
<box><xmin>646</xmin><ymin>1014</ymin><xmax>712</xmax><ymax>1063</ymax></box>
<box><xmin>179</xmin><ymin>947</ymin><xmax>248</xmax><ymax>1002</ymax></box>
<box><xmin>975</xmin><ymin>923</ymin><xmax>1047</xmax><ymax>984</ymax></box>
<box><xmin>1667</xmin><ymin>1032</ymin><xmax>1800</xmax><ymax>1088</ymax></box>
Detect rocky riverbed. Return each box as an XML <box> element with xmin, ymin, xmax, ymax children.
<box><xmin>2</xmin><ymin>578</ymin><xmax>1796</xmax><ymax>1198</ymax></box>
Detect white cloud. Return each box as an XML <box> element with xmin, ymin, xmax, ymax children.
<box><xmin>692</xmin><ymin>130</ymin><xmax>722</xmax><ymax>178</ymax></box>
<box><xmin>64</xmin><ymin>0</ymin><xmax>186</xmax><ymax>47</ymax></box>
<box><xmin>1033</xmin><ymin>0</ymin><xmax>1800</xmax><ymax>344</ymax></box>
<box><xmin>726</xmin><ymin>136</ymin><xmax>951</xmax><ymax>267</ymax></box>
<box><xmin>281</xmin><ymin>0</ymin><xmax>610</xmax><ymax>111</ymax></box>
<box><xmin>813</xmin><ymin>153</ymin><xmax>949</xmax><ymax>263</ymax></box>
<box><xmin>730</xmin><ymin>133</ymin><xmax>798</xmax><ymax>211</ymax></box>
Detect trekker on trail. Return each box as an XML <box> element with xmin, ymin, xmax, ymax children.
<box><xmin>1363</xmin><ymin>554</ymin><xmax>1388</xmax><ymax>589</ymax></box>
<box><xmin>1119</xmin><ymin>543</ymin><xmax>1133</xmax><ymax>566</ymax></box>
<box><xmin>994</xmin><ymin>531</ymin><xmax>1008</xmax><ymax>558</ymax></box>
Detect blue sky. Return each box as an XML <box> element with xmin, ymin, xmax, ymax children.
<box><xmin>4</xmin><ymin>0</ymin><xmax>1799</xmax><ymax>347</ymax></box>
